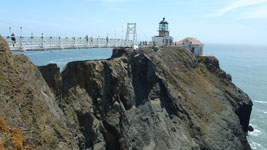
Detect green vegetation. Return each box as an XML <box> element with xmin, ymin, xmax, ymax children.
<box><xmin>197</xmin><ymin>56</ymin><xmax>204</xmax><ymax>62</ymax></box>
<box><xmin>4</xmin><ymin>133</ymin><xmax>12</xmax><ymax>140</ymax></box>
<box><xmin>177</xmin><ymin>48</ymin><xmax>183</xmax><ymax>52</ymax></box>
<box><xmin>177</xmin><ymin>93</ymin><xmax>183</xmax><ymax>99</ymax></box>
<box><xmin>143</xmin><ymin>48</ymin><xmax>153</xmax><ymax>54</ymax></box>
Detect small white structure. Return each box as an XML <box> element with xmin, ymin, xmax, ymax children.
<box><xmin>175</xmin><ymin>37</ymin><xmax>204</xmax><ymax>57</ymax></box>
<box><xmin>152</xmin><ymin>18</ymin><xmax>173</xmax><ymax>46</ymax></box>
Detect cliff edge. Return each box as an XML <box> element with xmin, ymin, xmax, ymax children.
<box><xmin>0</xmin><ymin>35</ymin><xmax>252</xmax><ymax>150</ymax></box>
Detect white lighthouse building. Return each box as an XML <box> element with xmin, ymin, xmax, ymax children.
<box><xmin>152</xmin><ymin>18</ymin><xmax>173</xmax><ymax>46</ymax></box>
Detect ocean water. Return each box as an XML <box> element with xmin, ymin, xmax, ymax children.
<box><xmin>12</xmin><ymin>45</ymin><xmax>267</xmax><ymax>150</ymax></box>
<box><xmin>13</xmin><ymin>48</ymin><xmax>113</xmax><ymax>71</ymax></box>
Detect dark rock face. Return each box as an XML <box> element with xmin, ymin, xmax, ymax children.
<box><xmin>0</xmin><ymin>34</ymin><xmax>252</xmax><ymax>150</ymax></box>
<box><xmin>248</xmin><ymin>125</ymin><xmax>254</xmax><ymax>132</ymax></box>
<box><xmin>38</xmin><ymin>64</ymin><xmax>62</xmax><ymax>97</ymax></box>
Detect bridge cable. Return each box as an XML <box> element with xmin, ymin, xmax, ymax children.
<box><xmin>136</xmin><ymin>25</ymin><xmax>149</xmax><ymax>42</ymax></box>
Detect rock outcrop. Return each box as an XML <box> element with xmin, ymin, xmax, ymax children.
<box><xmin>58</xmin><ymin>47</ymin><xmax>252</xmax><ymax>150</ymax></box>
<box><xmin>0</xmin><ymin>36</ymin><xmax>78</xmax><ymax>150</ymax></box>
<box><xmin>38</xmin><ymin>64</ymin><xmax>62</xmax><ymax>98</ymax></box>
<box><xmin>0</xmin><ymin>35</ymin><xmax>252</xmax><ymax>150</ymax></box>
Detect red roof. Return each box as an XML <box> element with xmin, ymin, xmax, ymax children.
<box><xmin>175</xmin><ymin>37</ymin><xmax>204</xmax><ymax>46</ymax></box>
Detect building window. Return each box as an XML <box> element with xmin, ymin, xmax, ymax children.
<box><xmin>191</xmin><ymin>47</ymin><xmax>195</xmax><ymax>53</ymax></box>
<box><xmin>159</xmin><ymin>24</ymin><xmax>168</xmax><ymax>31</ymax></box>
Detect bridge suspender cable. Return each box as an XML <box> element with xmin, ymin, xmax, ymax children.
<box><xmin>136</xmin><ymin>25</ymin><xmax>149</xmax><ymax>42</ymax></box>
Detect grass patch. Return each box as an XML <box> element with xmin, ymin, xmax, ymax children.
<box><xmin>143</xmin><ymin>49</ymin><xmax>153</xmax><ymax>54</ymax></box>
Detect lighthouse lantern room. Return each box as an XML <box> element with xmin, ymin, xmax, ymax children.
<box><xmin>159</xmin><ymin>18</ymin><xmax>169</xmax><ymax>36</ymax></box>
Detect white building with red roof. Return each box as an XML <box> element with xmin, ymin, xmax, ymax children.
<box><xmin>175</xmin><ymin>37</ymin><xmax>204</xmax><ymax>57</ymax></box>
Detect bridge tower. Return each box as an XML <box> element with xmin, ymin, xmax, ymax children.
<box><xmin>125</xmin><ymin>23</ymin><xmax>137</xmax><ymax>45</ymax></box>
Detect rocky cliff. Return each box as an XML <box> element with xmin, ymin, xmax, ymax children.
<box><xmin>0</xmin><ymin>36</ymin><xmax>78</xmax><ymax>150</ymax></box>
<box><xmin>0</xmin><ymin>36</ymin><xmax>252</xmax><ymax>150</ymax></box>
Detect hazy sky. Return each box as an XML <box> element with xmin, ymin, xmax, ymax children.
<box><xmin>0</xmin><ymin>0</ymin><xmax>267</xmax><ymax>45</ymax></box>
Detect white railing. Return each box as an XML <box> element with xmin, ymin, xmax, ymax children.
<box><xmin>2</xmin><ymin>36</ymin><xmax>134</xmax><ymax>51</ymax></box>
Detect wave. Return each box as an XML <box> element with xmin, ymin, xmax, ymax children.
<box><xmin>254</xmin><ymin>100</ymin><xmax>267</xmax><ymax>104</ymax></box>
<box><xmin>48</xmin><ymin>57</ymin><xmax>75</xmax><ymax>63</ymax></box>
<box><xmin>250</xmin><ymin>142</ymin><xmax>263</xmax><ymax>150</ymax></box>
<box><xmin>27</xmin><ymin>51</ymin><xmax>52</xmax><ymax>55</ymax></box>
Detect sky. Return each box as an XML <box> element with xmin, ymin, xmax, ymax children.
<box><xmin>0</xmin><ymin>0</ymin><xmax>267</xmax><ymax>45</ymax></box>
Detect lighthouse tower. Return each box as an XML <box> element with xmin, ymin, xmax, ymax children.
<box><xmin>152</xmin><ymin>18</ymin><xmax>173</xmax><ymax>46</ymax></box>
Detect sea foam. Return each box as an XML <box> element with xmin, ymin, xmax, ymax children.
<box><xmin>250</xmin><ymin>142</ymin><xmax>263</xmax><ymax>150</ymax></box>
<box><xmin>249</xmin><ymin>128</ymin><xmax>262</xmax><ymax>137</ymax></box>
<box><xmin>254</xmin><ymin>100</ymin><xmax>267</xmax><ymax>104</ymax></box>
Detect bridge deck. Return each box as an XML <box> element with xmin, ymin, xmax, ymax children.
<box><xmin>3</xmin><ymin>36</ymin><xmax>135</xmax><ymax>51</ymax></box>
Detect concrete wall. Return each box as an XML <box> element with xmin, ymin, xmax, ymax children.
<box><xmin>190</xmin><ymin>45</ymin><xmax>204</xmax><ymax>57</ymax></box>
<box><xmin>152</xmin><ymin>36</ymin><xmax>173</xmax><ymax>46</ymax></box>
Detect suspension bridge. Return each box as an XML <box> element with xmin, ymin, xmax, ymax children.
<box><xmin>2</xmin><ymin>23</ymin><xmax>138</xmax><ymax>51</ymax></box>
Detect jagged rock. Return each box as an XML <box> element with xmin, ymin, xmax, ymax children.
<box><xmin>38</xmin><ymin>64</ymin><xmax>62</xmax><ymax>97</ymax></box>
<box><xmin>248</xmin><ymin>125</ymin><xmax>254</xmax><ymax>132</ymax></box>
<box><xmin>0</xmin><ymin>36</ymin><xmax>10</xmax><ymax>52</ymax></box>
<box><xmin>198</xmin><ymin>56</ymin><xmax>232</xmax><ymax>81</ymax></box>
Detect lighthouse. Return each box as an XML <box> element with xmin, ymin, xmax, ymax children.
<box><xmin>152</xmin><ymin>18</ymin><xmax>173</xmax><ymax>46</ymax></box>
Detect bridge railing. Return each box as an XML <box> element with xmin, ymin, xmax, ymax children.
<box><xmin>2</xmin><ymin>36</ymin><xmax>134</xmax><ymax>51</ymax></box>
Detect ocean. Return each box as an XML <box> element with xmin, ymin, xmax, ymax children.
<box><xmin>12</xmin><ymin>45</ymin><xmax>267</xmax><ymax>150</ymax></box>
<box><xmin>13</xmin><ymin>48</ymin><xmax>113</xmax><ymax>71</ymax></box>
